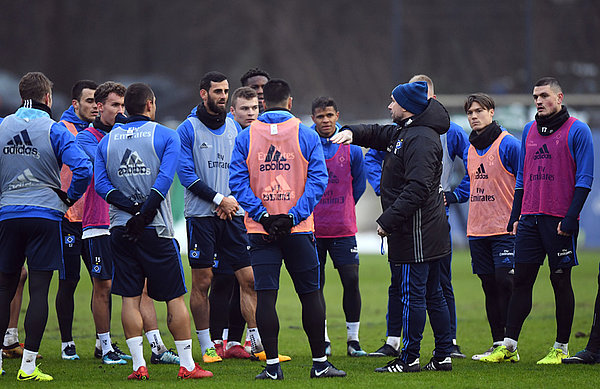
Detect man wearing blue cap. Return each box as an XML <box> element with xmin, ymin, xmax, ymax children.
<box><xmin>332</xmin><ymin>81</ymin><xmax>453</xmax><ymax>372</ymax></box>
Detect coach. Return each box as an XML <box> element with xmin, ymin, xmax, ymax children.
<box><xmin>332</xmin><ymin>81</ymin><xmax>453</xmax><ymax>372</ymax></box>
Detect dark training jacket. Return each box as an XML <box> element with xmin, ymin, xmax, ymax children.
<box><xmin>346</xmin><ymin>99</ymin><xmax>451</xmax><ymax>264</ymax></box>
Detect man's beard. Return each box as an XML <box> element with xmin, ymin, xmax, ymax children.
<box><xmin>208</xmin><ymin>97</ymin><xmax>225</xmax><ymax>114</ymax></box>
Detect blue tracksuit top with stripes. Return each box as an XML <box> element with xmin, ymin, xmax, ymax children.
<box><xmin>58</xmin><ymin>105</ymin><xmax>91</xmax><ymax>133</ymax></box>
<box><xmin>229</xmin><ymin>110</ymin><xmax>328</xmax><ymax>226</ymax></box>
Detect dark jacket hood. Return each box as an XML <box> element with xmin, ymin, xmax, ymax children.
<box><xmin>403</xmin><ymin>98</ymin><xmax>450</xmax><ymax>135</ymax></box>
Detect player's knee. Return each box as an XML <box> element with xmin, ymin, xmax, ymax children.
<box><xmin>94</xmin><ymin>280</ymin><xmax>112</xmax><ymax>297</ymax></box>
<box><xmin>550</xmin><ymin>268</ymin><xmax>572</xmax><ymax>289</ymax></box>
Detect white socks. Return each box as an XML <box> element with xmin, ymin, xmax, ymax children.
<box><xmin>174</xmin><ymin>339</ymin><xmax>194</xmax><ymax>371</ymax></box>
<box><xmin>346</xmin><ymin>321</ymin><xmax>360</xmax><ymax>342</ymax></box>
<box><xmin>504</xmin><ymin>337</ymin><xmax>518</xmax><ymax>352</ymax></box>
<box><xmin>4</xmin><ymin>328</ymin><xmax>18</xmax><ymax>347</ymax></box>
<box><xmin>98</xmin><ymin>332</ymin><xmax>114</xmax><ymax>356</ymax></box>
<box><xmin>146</xmin><ymin>329</ymin><xmax>167</xmax><ymax>355</ymax></box>
<box><xmin>554</xmin><ymin>342</ymin><xmax>568</xmax><ymax>354</ymax></box>
<box><xmin>20</xmin><ymin>349</ymin><xmax>37</xmax><ymax>375</ymax></box>
<box><xmin>126</xmin><ymin>336</ymin><xmax>145</xmax><ymax>370</ymax></box>
<box><xmin>247</xmin><ymin>328</ymin><xmax>263</xmax><ymax>353</ymax></box>
<box><xmin>196</xmin><ymin>329</ymin><xmax>214</xmax><ymax>355</ymax></box>
<box><xmin>324</xmin><ymin>320</ymin><xmax>330</xmax><ymax>343</ymax></box>
<box><xmin>61</xmin><ymin>341</ymin><xmax>75</xmax><ymax>351</ymax></box>
<box><xmin>386</xmin><ymin>336</ymin><xmax>401</xmax><ymax>350</ymax></box>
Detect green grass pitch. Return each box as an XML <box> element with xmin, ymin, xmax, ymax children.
<box><xmin>2</xmin><ymin>249</ymin><xmax>600</xmax><ymax>387</ymax></box>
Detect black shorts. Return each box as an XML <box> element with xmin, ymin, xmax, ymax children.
<box><xmin>186</xmin><ymin>216</ymin><xmax>250</xmax><ymax>271</ymax></box>
<box><xmin>249</xmin><ymin>233</ymin><xmax>320</xmax><ymax>294</ymax></box>
<box><xmin>110</xmin><ymin>227</ymin><xmax>187</xmax><ymax>301</ymax></box>
<box><xmin>515</xmin><ymin>214</ymin><xmax>578</xmax><ymax>270</ymax></box>
<box><xmin>469</xmin><ymin>234</ymin><xmax>515</xmax><ymax>275</ymax></box>
<box><xmin>84</xmin><ymin>235</ymin><xmax>114</xmax><ymax>280</ymax></box>
<box><xmin>316</xmin><ymin>236</ymin><xmax>360</xmax><ymax>269</ymax></box>
<box><xmin>0</xmin><ymin>218</ymin><xmax>62</xmax><ymax>273</ymax></box>
<box><xmin>60</xmin><ymin>219</ymin><xmax>89</xmax><ymax>281</ymax></box>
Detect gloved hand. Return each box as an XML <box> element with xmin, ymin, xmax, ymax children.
<box><xmin>52</xmin><ymin>188</ymin><xmax>76</xmax><ymax>207</ymax></box>
<box><xmin>106</xmin><ymin>190</ymin><xmax>142</xmax><ymax>215</ymax></box>
<box><xmin>124</xmin><ymin>209</ymin><xmax>157</xmax><ymax>242</ymax></box>
<box><xmin>259</xmin><ymin>213</ymin><xmax>274</xmax><ymax>233</ymax></box>
<box><xmin>268</xmin><ymin>214</ymin><xmax>294</xmax><ymax>237</ymax></box>
<box><xmin>559</xmin><ymin>215</ymin><xmax>578</xmax><ymax>235</ymax></box>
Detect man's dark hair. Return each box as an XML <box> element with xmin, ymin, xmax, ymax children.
<box><xmin>94</xmin><ymin>81</ymin><xmax>126</xmax><ymax>104</ymax></box>
<box><xmin>19</xmin><ymin>72</ymin><xmax>53</xmax><ymax>103</ymax></box>
<box><xmin>534</xmin><ymin>77</ymin><xmax>562</xmax><ymax>93</ymax></box>
<box><xmin>71</xmin><ymin>80</ymin><xmax>98</xmax><ymax>101</ymax></box>
<box><xmin>311</xmin><ymin>96</ymin><xmax>338</xmax><ymax>115</ymax></box>
<box><xmin>231</xmin><ymin>87</ymin><xmax>258</xmax><ymax>107</ymax></box>
<box><xmin>200</xmin><ymin>71</ymin><xmax>227</xmax><ymax>93</ymax></box>
<box><xmin>240</xmin><ymin>68</ymin><xmax>270</xmax><ymax>86</ymax></box>
<box><xmin>263</xmin><ymin>79</ymin><xmax>291</xmax><ymax>108</ymax></box>
<box><xmin>125</xmin><ymin>83</ymin><xmax>155</xmax><ymax>116</ymax></box>
<box><xmin>464</xmin><ymin>93</ymin><xmax>495</xmax><ymax>113</ymax></box>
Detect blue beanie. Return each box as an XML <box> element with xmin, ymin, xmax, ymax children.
<box><xmin>392</xmin><ymin>81</ymin><xmax>429</xmax><ymax>115</ymax></box>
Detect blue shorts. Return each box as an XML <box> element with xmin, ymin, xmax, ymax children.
<box><xmin>186</xmin><ymin>216</ymin><xmax>250</xmax><ymax>271</ymax></box>
<box><xmin>110</xmin><ymin>227</ymin><xmax>187</xmax><ymax>301</ymax></box>
<box><xmin>84</xmin><ymin>235</ymin><xmax>114</xmax><ymax>280</ymax></box>
<box><xmin>515</xmin><ymin>215</ymin><xmax>578</xmax><ymax>271</ymax></box>
<box><xmin>0</xmin><ymin>218</ymin><xmax>63</xmax><ymax>273</ymax></box>
<box><xmin>469</xmin><ymin>234</ymin><xmax>515</xmax><ymax>275</ymax></box>
<box><xmin>248</xmin><ymin>233</ymin><xmax>320</xmax><ymax>294</ymax></box>
<box><xmin>60</xmin><ymin>219</ymin><xmax>90</xmax><ymax>281</ymax></box>
<box><xmin>316</xmin><ymin>236</ymin><xmax>359</xmax><ymax>269</ymax></box>
<box><xmin>213</xmin><ymin>256</ymin><xmax>235</xmax><ymax>275</ymax></box>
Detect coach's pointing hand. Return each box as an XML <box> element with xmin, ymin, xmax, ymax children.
<box><xmin>330</xmin><ymin>129</ymin><xmax>353</xmax><ymax>145</ymax></box>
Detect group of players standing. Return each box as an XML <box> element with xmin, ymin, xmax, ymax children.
<box><xmin>0</xmin><ymin>67</ymin><xmax>598</xmax><ymax>383</ymax></box>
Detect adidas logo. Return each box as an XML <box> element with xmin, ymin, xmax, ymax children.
<box><xmin>200</xmin><ymin>142</ymin><xmax>210</xmax><ymax>149</ymax></box>
<box><xmin>534</xmin><ymin>144</ymin><xmax>551</xmax><ymax>160</ymax></box>
<box><xmin>474</xmin><ymin>163</ymin><xmax>488</xmax><ymax>179</ymax></box>
<box><xmin>3</xmin><ymin>130</ymin><xmax>39</xmax><ymax>158</ymax></box>
<box><xmin>8</xmin><ymin>168</ymin><xmax>40</xmax><ymax>190</ymax></box>
<box><xmin>117</xmin><ymin>148</ymin><xmax>151</xmax><ymax>176</ymax></box>
<box><xmin>262</xmin><ymin>174</ymin><xmax>293</xmax><ymax>201</ymax></box>
<box><xmin>259</xmin><ymin>144</ymin><xmax>291</xmax><ymax>172</ymax></box>
<box><xmin>265</xmin><ymin>144</ymin><xmax>287</xmax><ymax>162</ymax></box>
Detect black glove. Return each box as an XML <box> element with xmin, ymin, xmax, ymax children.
<box><xmin>559</xmin><ymin>215</ymin><xmax>579</xmax><ymax>235</ymax></box>
<box><xmin>559</xmin><ymin>187</ymin><xmax>591</xmax><ymax>235</ymax></box>
<box><xmin>443</xmin><ymin>191</ymin><xmax>458</xmax><ymax>205</ymax></box>
<box><xmin>106</xmin><ymin>190</ymin><xmax>142</xmax><ymax>215</ymax></box>
<box><xmin>268</xmin><ymin>214</ymin><xmax>294</xmax><ymax>237</ymax></box>
<box><xmin>124</xmin><ymin>208</ymin><xmax>157</xmax><ymax>242</ymax></box>
<box><xmin>507</xmin><ymin>189</ymin><xmax>524</xmax><ymax>233</ymax></box>
<box><xmin>114</xmin><ymin>113</ymin><xmax>128</xmax><ymax>124</ymax></box>
<box><xmin>259</xmin><ymin>213</ymin><xmax>274</xmax><ymax>233</ymax></box>
<box><xmin>124</xmin><ymin>189</ymin><xmax>164</xmax><ymax>242</ymax></box>
<box><xmin>52</xmin><ymin>188</ymin><xmax>76</xmax><ymax>207</ymax></box>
